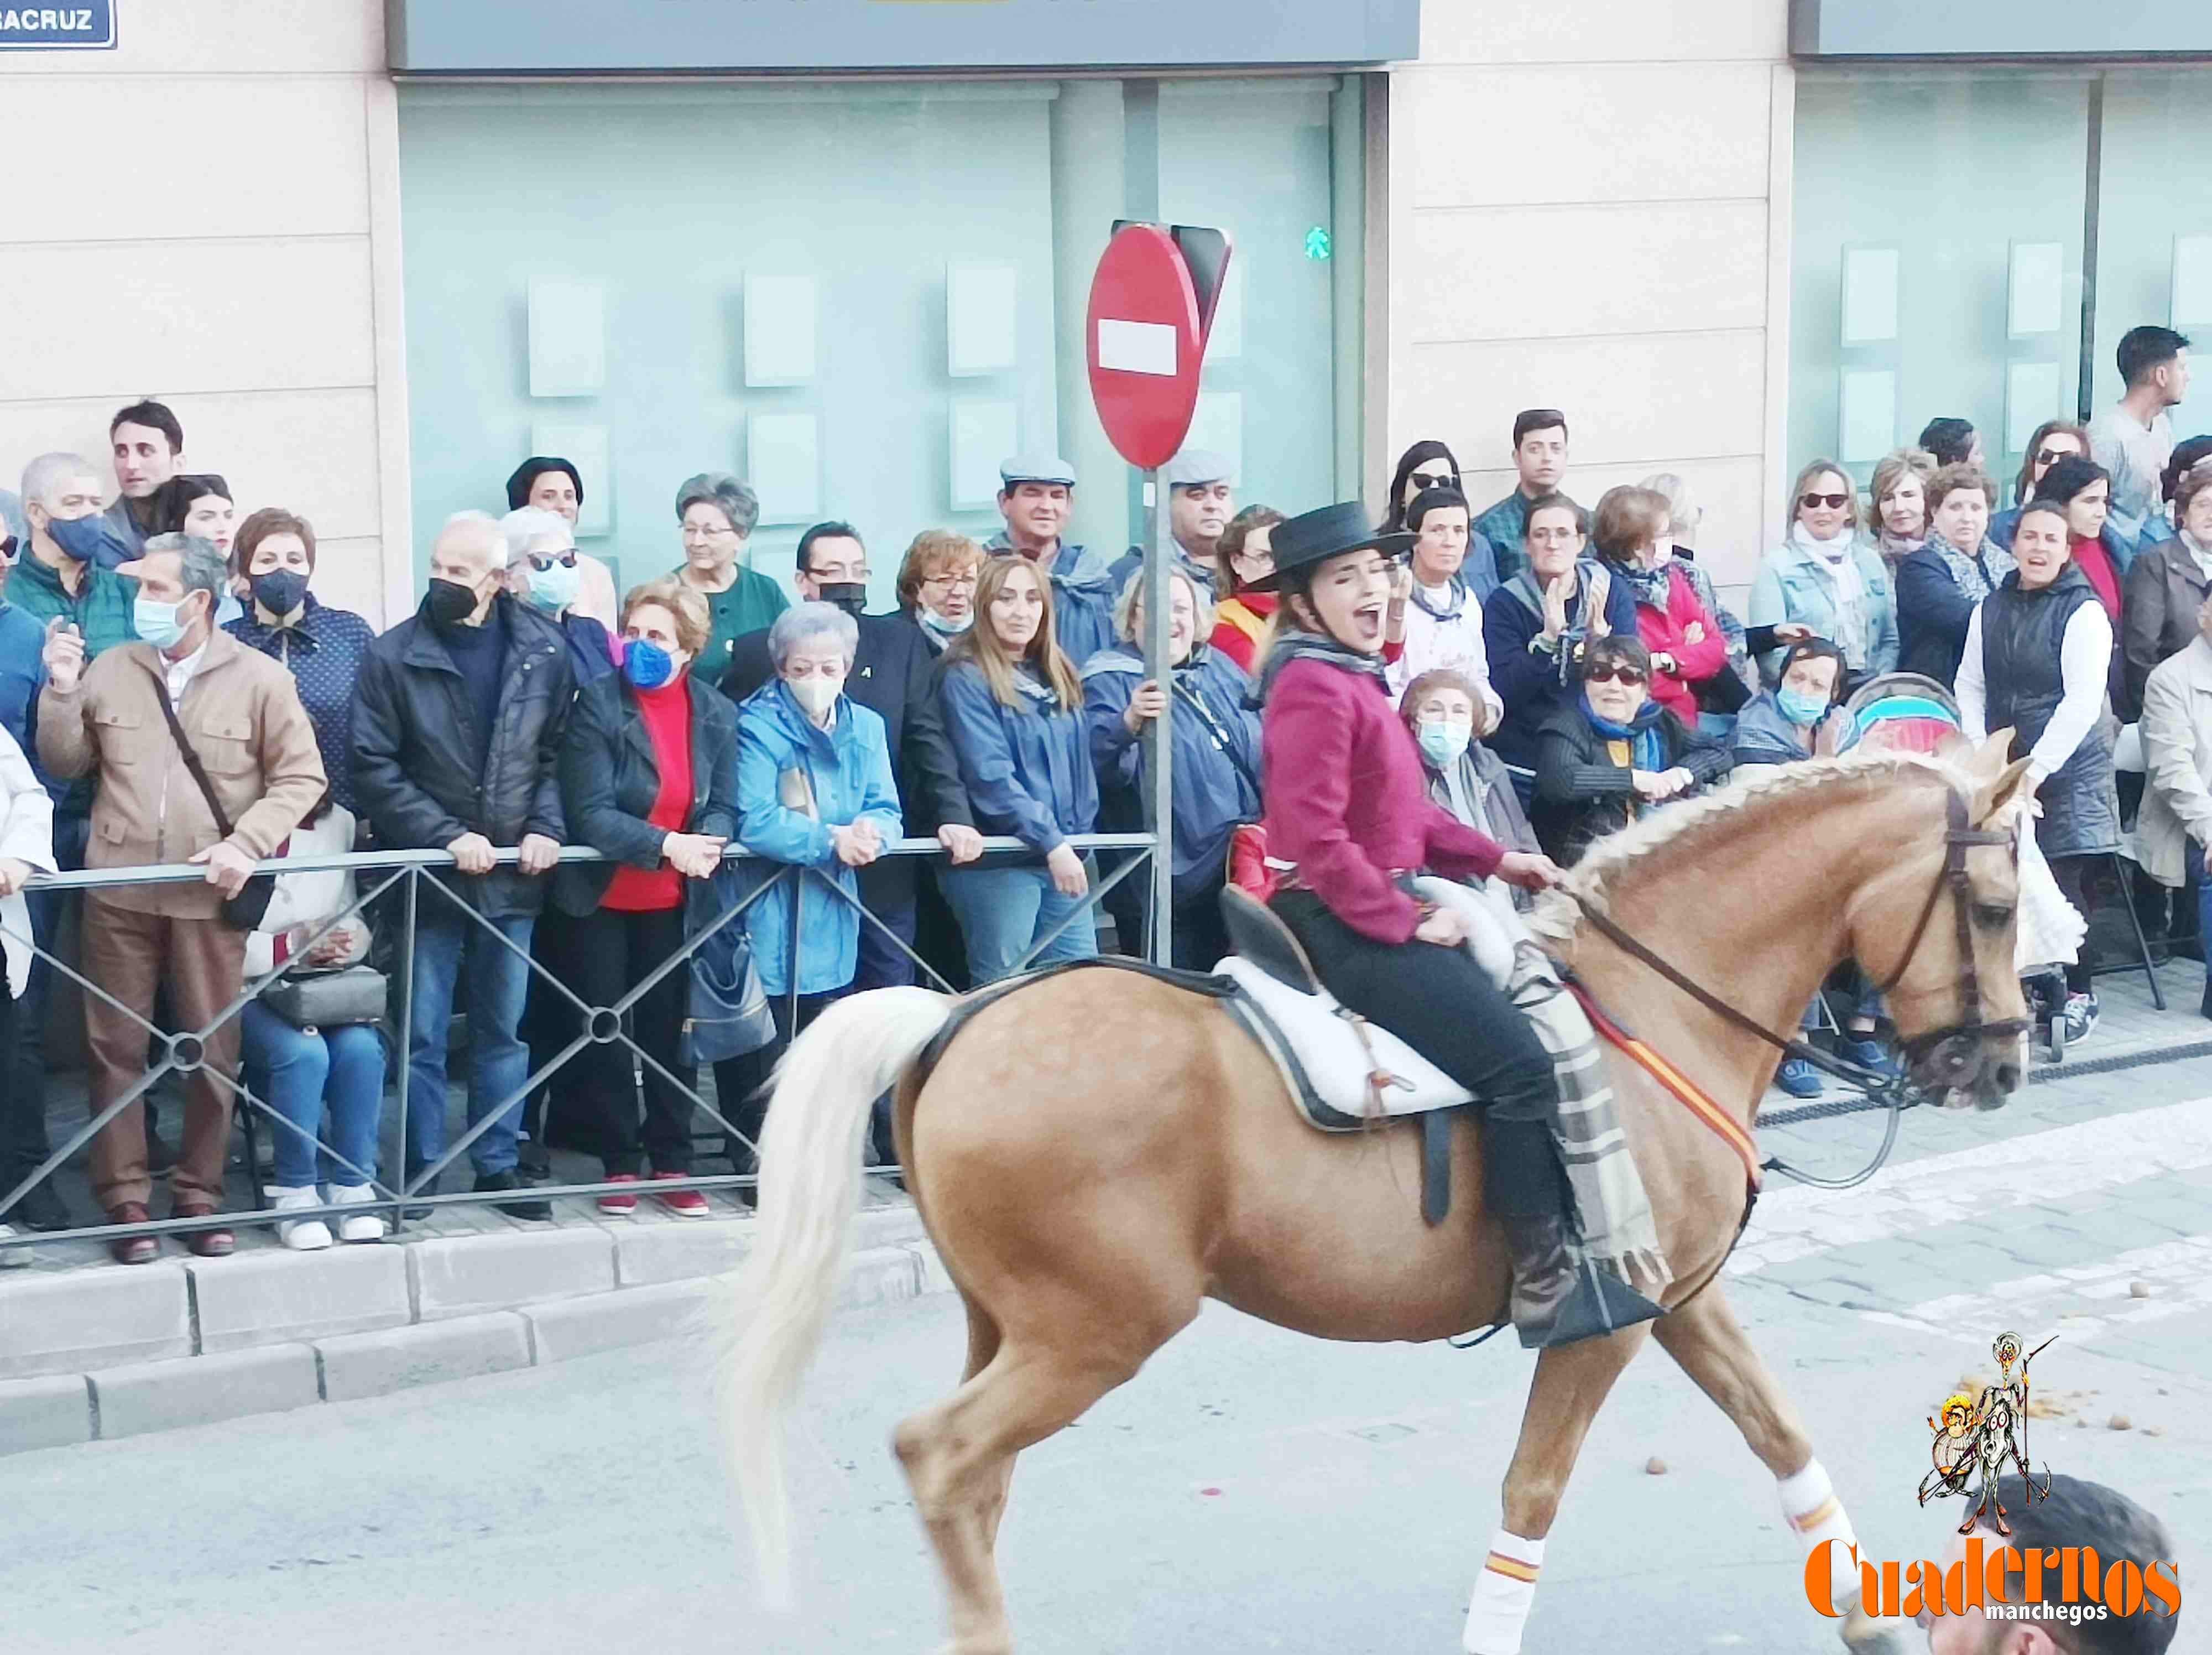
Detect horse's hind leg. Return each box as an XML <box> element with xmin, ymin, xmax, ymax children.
<box><xmin>893</xmin><ymin>1333</ymin><xmax>1160</xmax><ymax>1655</ymax></box>
<box><xmin>1652</xmin><ymin>1286</ymin><xmax>1902</xmax><ymax>1651</ymax></box>
<box><xmin>1465</xmin><ymin>1324</ymin><xmax>1651</xmax><ymax>1655</ymax></box>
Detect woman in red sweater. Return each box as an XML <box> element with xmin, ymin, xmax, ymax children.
<box><xmin>554</xmin><ymin>579</ymin><xmax>742</xmax><ymax>1216</ymax></box>
<box><xmin>1588</xmin><ymin>485</ymin><xmax>1730</xmax><ymax>726</ymax></box>
<box><xmin>1251</xmin><ymin>502</ymin><xmax>1657</xmax><ymax>1351</ymax></box>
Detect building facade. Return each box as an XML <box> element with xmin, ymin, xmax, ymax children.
<box><xmin>0</xmin><ymin>1</ymin><xmax>2204</xmax><ymax>625</ymax></box>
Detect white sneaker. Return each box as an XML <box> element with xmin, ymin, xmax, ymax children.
<box><xmin>0</xmin><ymin>1223</ymin><xmax>29</xmax><ymax>1268</ymax></box>
<box><xmin>327</xmin><ymin>1183</ymin><xmax>388</xmax><ymax>1243</ymax></box>
<box><xmin>270</xmin><ymin>1185</ymin><xmax>333</xmax><ymax>1251</ymax></box>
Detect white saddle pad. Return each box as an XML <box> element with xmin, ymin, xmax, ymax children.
<box><xmin>1215</xmin><ymin>878</ymin><xmax>1523</xmax><ymax>1124</ymax></box>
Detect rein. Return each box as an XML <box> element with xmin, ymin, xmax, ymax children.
<box><xmin>1567</xmin><ymin>788</ymin><xmax>2021</xmax><ymax>1192</ymax></box>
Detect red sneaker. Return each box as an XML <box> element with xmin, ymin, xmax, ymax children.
<box><xmin>650</xmin><ymin>1173</ymin><xmax>709</xmax><ymax>1217</ymax></box>
<box><xmin>597</xmin><ymin>1173</ymin><xmax>640</xmax><ymax>1214</ymax></box>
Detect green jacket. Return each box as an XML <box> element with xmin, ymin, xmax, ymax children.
<box><xmin>4</xmin><ymin>549</ymin><xmax>138</xmax><ymax>660</ymax></box>
<box><xmin>692</xmin><ymin>566</ymin><xmax>789</xmax><ymax>691</ymax></box>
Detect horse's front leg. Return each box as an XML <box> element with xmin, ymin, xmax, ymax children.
<box><xmin>1463</xmin><ymin>1324</ymin><xmax>1650</xmax><ymax>1655</ymax></box>
<box><xmin>1651</xmin><ymin>1284</ymin><xmax>1908</xmax><ymax>1653</ymax></box>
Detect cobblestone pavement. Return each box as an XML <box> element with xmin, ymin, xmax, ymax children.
<box><xmin>2</xmin><ymin>1048</ymin><xmax>2207</xmax><ymax>1653</ymax></box>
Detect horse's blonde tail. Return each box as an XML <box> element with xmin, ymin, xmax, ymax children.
<box><xmin>721</xmin><ymin>986</ymin><xmax>954</xmax><ymax>1606</ymax></box>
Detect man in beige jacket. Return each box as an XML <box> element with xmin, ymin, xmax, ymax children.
<box><xmin>38</xmin><ymin>533</ymin><xmax>326</xmax><ymax>1262</ymax></box>
<box><xmin>2138</xmin><ymin>590</ymin><xmax>2212</xmax><ymax>1021</ymax></box>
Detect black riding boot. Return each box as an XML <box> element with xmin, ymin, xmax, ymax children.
<box><xmin>1484</xmin><ymin>1117</ymin><xmax>1664</xmax><ymax>1349</ymax></box>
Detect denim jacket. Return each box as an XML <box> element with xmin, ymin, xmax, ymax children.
<box><xmin>1746</xmin><ymin>537</ymin><xmax>1899</xmax><ymax>683</ymax></box>
<box><xmin>940</xmin><ymin>659</ymin><xmax>1098</xmax><ymax>856</ymax></box>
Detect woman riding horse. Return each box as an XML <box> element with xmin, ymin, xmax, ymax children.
<box><xmin>1250</xmin><ymin>502</ymin><xmax>1664</xmax><ymax>1348</ymax></box>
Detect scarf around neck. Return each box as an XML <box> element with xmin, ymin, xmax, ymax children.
<box><xmin>1409</xmin><ymin>574</ymin><xmax>1468</xmax><ymax>622</ymax></box>
<box><xmin>1580</xmin><ymin>691</ymin><xmax>1668</xmax><ymax>774</ymax></box>
<box><xmin>1614</xmin><ymin>559</ymin><xmax>1672</xmax><ymax>611</ymax></box>
<box><xmin>1255</xmin><ymin>628</ymin><xmax>1390</xmax><ymax>707</ymax></box>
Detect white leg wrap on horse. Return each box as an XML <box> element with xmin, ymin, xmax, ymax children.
<box><xmin>1463</xmin><ymin>1529</ymin><xmax>1544</xmax><ymax>1655</ymax></box>
<box><xmin>1778</xmin><ymin>1459</ymin><xmax>1858</xmax><ymax>1607</ymax></box>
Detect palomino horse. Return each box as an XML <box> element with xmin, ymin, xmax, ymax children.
<box><xmin>724</xmin><ymin>742</ymin><xmax>2032</xmax><ymax>1652</ymax></box>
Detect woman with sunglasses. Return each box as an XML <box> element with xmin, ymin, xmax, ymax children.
<box><xmin>1747</xmin><ymin>459</ymin><xmax>1898</xmax><ymax>688</ymax></box>
<box><xmin>1530</xmin><ymin>634</ymin><xmax>1731</xmax><ymax>868</ymax></box>
<box><xmin>1990</xmin><ymin>420</ymin><xmax>2090</xmax><ymax>551</ymax></box>
<box><xmin>501</xmin><ymin>506</ymin><xmax>617</xmax><ymax>681</ymax></box>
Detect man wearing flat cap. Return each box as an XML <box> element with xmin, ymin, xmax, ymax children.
<box><xmin>1107</xmin><ymin>447</ymin><xmax>1237</xmax><ymax>603</ymax></box>
<box><xmin>984</xmin><ymin>452</ymin><xmax>1119</xmax><ymax>667</ymax></box>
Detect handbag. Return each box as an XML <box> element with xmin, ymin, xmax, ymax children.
<box><xmin>680</xmin><ymin>864</ymin><xmax>778</xmax><ymax>1066</ymax></box>
<box><xmin>261</xmin><ymin>964</ymin><xmax>389</xmax><ymax>1031</ymax></box>
<box><xmin>152</xmin><ymin>678</ymin><xmax>276</xmax><ymax>930</ymax></box>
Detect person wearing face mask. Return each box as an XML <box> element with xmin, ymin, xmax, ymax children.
<box><xmin>1749</xmin><ymin>459</ymin><xmax>1899</xmax><ymax>688</ymax></box>
<box><xmin>1588</xmin><ymin>485</ymin><xmax>1730</xmax><ymax>730</ymax></box>
<box><xmin>222</xmin><ymin>508</ymin><xmax>378</xmax><ymax>816</ymax></box>
<box><xmin>1398</xmin><ymin>668</ymin><xmax>1540</xmax><ymax>912</ymax></box>
<box><xmin>38</xmin><ymin>534</ymin><xmax>326</xmax><ymax>1262</ymax></box>
<box><xmin>1958</xmin><ymin>499</ymin><xmax>2123</xmax><ymax>1044</ymax></box>
<box><xmin>353</xmin><ymin>512</ymin><xmax>577</xmax><ymax>1220</ymax></box>
<box><xmin>896</xmin><ymin>528</ymin><xmax>984</xmax><ymax>657</ymax></box>
<box><xmin>1531</xmin><ymin>633</ymin><xmax>1731</xmax><ymax>868</ymax></box>
<box><xmin>499</xmin><ymin>506</ymin><xmax>615</xmax><ymax>682</ymax></box>
<box><xmin>1253</xmin><ymin>502</ymin><xmax>1639</xmax><ymax>1361</ymax></box>
<box><xmin>938</xmin><ymin>556</ymin><xmax>1100</xmax><ymax>983</ymax></box>
<box><xmin>1383</xmin><ymin>486</ymin><xmax>1504</xmax><ymax>713</ymax></box>
<box><xmin>9</xmin><ymin>452</ymin><xmax>138</xmax><ymax>660</ymax></box>
<box><xmin>726</xmin><ymin>601</ymin><xmax>903</xmax><ymax>1162</ymax></box>
<box><xmin>503</xmin><ymin>455</ymin><xmax>619</xmax><ymax>631</ymax></box>
<box><xmin>1896</xmin><ymin>466</ymin><xmax>2017</xmax><ymax>688</ymax></box>
<box><xmin>1082</xmin><ymin>565</ymin><xmax>1261</xmax><ymax>970</ymax></box>
<box><xmin>546</xmin><ymin>580</ymin><xmax>739</xmax><ymax>1214</ymax></box>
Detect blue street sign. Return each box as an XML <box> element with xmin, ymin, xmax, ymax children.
<box><xmin>0</xmin><ymin>3</ymin><xmax>114</xmax><ymax>49</ymax></box>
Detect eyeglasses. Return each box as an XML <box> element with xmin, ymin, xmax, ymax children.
<box><xmin>922</xmin><ymin>570</ymin><xmax>979</xmax><ymax>590</ymax></box>
<box><xmin>1584</xmin><ymin>665</ymin><xmax>1648</xmax><ymax>686</ymax></box>
<box><xmin>1409</xmin><ymin>469</ymin><xmax>1456</xmax><ymax>491</ymax></box>
<box><xmin>1799</xmin><ymin>492</ymin><xmax>1850</xmax><ymax>511</ymax></box>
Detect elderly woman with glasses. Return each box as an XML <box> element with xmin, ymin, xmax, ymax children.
<box><xmin>1747</xmin><ymin>458</ymin><xmax>1898</xmax><ymax>688</ymax></box>
<box><xmin>895</xmin><ymin>529</ymin><xmax>985</xmax><ymax>656</ymax></box>
<box><xmin>500</xmin><ymin>506</ymin><xmax>616</xmax><ymax>681</ymax></box>
<box><xmin>672</xmin><ymin>471</ymin><xmax>787</xmax><ymax>688</ymax></box>
<box><xmin>1531</xmin><ymin>634</ymin><xmax>1731</xmax><ymax>867</ymax></box>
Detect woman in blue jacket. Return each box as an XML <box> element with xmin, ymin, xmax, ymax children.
<box><xmin>938</xmin><ymin>556</ymin><xmax>1099</xmax><ymax>982</ymax></box>
<box><xmin>734</xmin><ymin>601</ymin><xmax>905</xmax><ymax>1018</ymax></box>
<box><xmin>1082</xmin><ymin>564</ymin><xmax>1261</xmax><ymax>970</ymax></box>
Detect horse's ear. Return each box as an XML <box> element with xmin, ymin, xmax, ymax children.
<box><xmin>1969</xmin><ymin>732</ymin><xmax>2033</xmax><ymax>826</ymax></box>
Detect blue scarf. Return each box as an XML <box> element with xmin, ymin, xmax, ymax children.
<box><xmin>1580</xmin><ymin>692</ymin><xmax>1668</xmax><ymax>774</ymax></box>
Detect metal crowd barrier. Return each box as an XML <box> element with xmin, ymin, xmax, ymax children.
<box><xmin>0</xmin><ymin>832</ymin><xmax>1159</xmax><ymax>1252</ymax></box>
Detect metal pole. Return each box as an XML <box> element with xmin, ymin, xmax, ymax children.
<box><xmin>1141</xmin><ymin>464</ymin><xmax>1174</xmax><ymax>966</ymax></box>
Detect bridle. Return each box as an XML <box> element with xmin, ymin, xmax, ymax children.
<box><xmin>1568</xmin><ymin>786</ymin><xmax>2025</xmax><ymax>1190</ymax></box>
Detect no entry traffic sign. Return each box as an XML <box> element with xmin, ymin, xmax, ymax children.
<box><xmin>1085</xmin><ymin>223</ymin><xmax>1232</xmax><ymax>471</ymax></box>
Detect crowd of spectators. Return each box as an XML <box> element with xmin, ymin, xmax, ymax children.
<box><xmin>3</xmin><ymin>327</ymin><xmax>2212</xmax><ymax>1257</ymax></box>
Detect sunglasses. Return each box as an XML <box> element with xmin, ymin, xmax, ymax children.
<box><xmin>1410</xmin><ymin>469</ymin><xmax>1457</xmax><ymax>490</ymax></box>
<box><xmin>528</xmin><ymin>550</ymin><xmax>578</xmax><ymax>570</ymax></box>
<box><xmin>1799</xmin><ymin>492</ymin><xmax>1850</xmax><ymax>511</ymax></box>
<box><xmin>1585</xmin><ymin>664</ymin><xmax>1647</xmax><ymax>686</ymax></box>
<box><xmin>2034</xmin><ymin>447</ymin><xmax>2072</xmax><ymax>467</ymax></box>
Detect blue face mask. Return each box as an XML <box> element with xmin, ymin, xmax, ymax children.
<box><xmin>1777</xmin><ymin>687</ymin><xmax>1829</xmax><ymax>727</ymax></box>
<box><xmin>47</xmin><ymin>514</ymin><xmax>113</xmax><ymax>565</ymax></box>
<box><xmin>525</xmin><ymin>558</ymin><xmax>580</xmax><ymax>613</ymax></box>
<box><xmin>623</xmin><ymin>638</ymin><xmax>675</xmax><ymax>690</ymax></box>
<box><xmin>133</xmin><ymin>594</ymin><xmax>196</xmax><ymax>650</ymax></box>
<box><xmin>1416</xmin><ymin>717</ymin><xmax>1473</xmax><ymax>770</ymax></box>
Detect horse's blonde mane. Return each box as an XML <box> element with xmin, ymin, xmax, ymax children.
<box><xmin>1526</xmin><ymin>750</ymin><xmax>1965</xmax><ymax>943</ymax></box>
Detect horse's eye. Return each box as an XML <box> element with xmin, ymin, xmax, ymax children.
<box><xmin>1972</xmin><ymin>903</ymin><xmax>2015</xmax><ymax>929</ymax></box>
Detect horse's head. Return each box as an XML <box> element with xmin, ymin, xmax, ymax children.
<box><xmin>1849</xmin><ymin>735</ymin><xmax>2033</xmax><ymax>1110</ymax></box>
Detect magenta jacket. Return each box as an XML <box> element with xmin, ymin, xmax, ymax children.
<box><xmin>1262</xmin><ymin>654</ymin><xmax>1506</xmax><ymax>944</ymax></box>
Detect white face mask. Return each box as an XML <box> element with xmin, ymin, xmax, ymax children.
<box><xmin>787</xmin><ymin>674</ymin><xmax>844</xmax><ymax>717</ymax></box>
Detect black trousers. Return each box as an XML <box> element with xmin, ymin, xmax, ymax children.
<box><xmin>564</xmin><ymin>905</ymin><xmax>698</xmax><ymax>1176</ymax></box>
<box><xmin>713</xmin><ymin>990</ymin><xmax>837</xmax><ymax>1167</ymax></box>
<box><xmin>1272</xmin><ymin>891</ymin><xmax>1563</xmax><ymax>1217</ymax></box>
<box><xmin>2047</xmin><ymin>855</ymin><xmax>2103</xmax><ymax>995</ymax></box>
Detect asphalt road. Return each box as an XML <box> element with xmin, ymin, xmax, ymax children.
<box><xmin>4</xmin><ymin>1057</ymin><xmax>2209</xmax><ymax>1654</ymax></box>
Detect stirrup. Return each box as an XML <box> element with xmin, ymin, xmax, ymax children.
<box><xmin>1527</xmin><ymin>1257</ymin><xmax>1666</xmax><ymax>1349</ymax></box>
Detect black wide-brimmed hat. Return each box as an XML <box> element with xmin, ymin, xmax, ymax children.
<box><xmin>1245</xmin><ymin>501</ymin><xmax>1412</xmax><ymax>593</ymax></box>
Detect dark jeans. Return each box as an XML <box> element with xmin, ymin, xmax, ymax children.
<box><xmin>2190</xmin><ymin>842</ymin><xmax>2212</xmax><ymax>1009</ymax></box>
<box><xmin>1271</xmin><ymin>889</ymin><xmax>1562</xmax><ymax>1217</ymax></box>
<box><xmin>713</xmin><ymin>990</ymin><xmax>838</xmax><ymax>1167</ymax></box>
<box><xmin>852</xmin><ymin>882</ymin><xmax>919</xmax><ymax>993</ymax></box>
<box><xmin>0</xmin><ymin>886</ymin><xmax>59</xmax><ymax>1191</ymax></box>
<box><xmin>2047</xmin><ymin>855</ymin><xmax>2103</xmax><ymax>996</ymax></box>
<box><xmin>0</xmin><ymin>972</ymin><xmax>21</xmax><ymax>1218</ymax></box>
<box><xmin>567</xmin><ymin>905</ymin><xmax>697</xmax><ymax>1177</ymax></box>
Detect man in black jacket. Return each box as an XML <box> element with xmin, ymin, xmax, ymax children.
<box><xmin>724</xmin><ymin>522</ymin><xmax>982</xmax><ymax>995</ymax></box>
<box><xmin>354</xmin><ymin>513</ymin><xmax>576</xmax><ymax>1219</ymax></box>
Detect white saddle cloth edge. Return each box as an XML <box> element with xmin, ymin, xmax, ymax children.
<box><xmin>1217</xmin><ymin>877</ymin><xmax>1526</xmax><ymax>1122</ymax></box>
